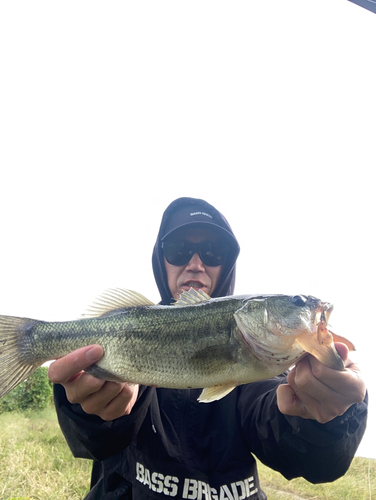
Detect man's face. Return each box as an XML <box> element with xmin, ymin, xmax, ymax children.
<box><xmin>164</xmin><ymin>227</ymin><xmax>224</xmax><ymax>300</ymax></box>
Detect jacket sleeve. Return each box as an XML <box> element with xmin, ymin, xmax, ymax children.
<box><xmin>53</xmin><ymin>383</ymin><xmax>154</xmax><ymax>461</ymax></box>
<box><xmin>238</xmin><ymin>376</ymin><xmax>368</xmax><ymax>483</ymax></box>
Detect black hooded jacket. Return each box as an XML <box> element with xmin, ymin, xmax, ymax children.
<box><xmin>54</xmin><ymin>197</ymin><xmax>367</xmax><ymax>500</ymax></box>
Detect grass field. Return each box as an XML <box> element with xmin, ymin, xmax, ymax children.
<box><xmin>257</xmin><ymin>457</ymin><xmax>375</xmax><ymax>499</ymax></box>
<box><xmin>0</xmin><ymin>407</ymin><xmax>91</xmax><ymax>499</ymax></box>
<box><xmin>0</xmin><ymin>406</ymin><xmax>374</xmax><ymax>499</ymax></box>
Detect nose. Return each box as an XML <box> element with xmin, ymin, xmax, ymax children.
<box><xmin>185</xmin><ymin>253</ymin><xmax>205</xmax><ymax>271</ymax></box>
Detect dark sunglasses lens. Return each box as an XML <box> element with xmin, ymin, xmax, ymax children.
<box><xmin>200</xmin><ymin>242</ymin><xmax>228</xmax><ymax>266</ymax></box>
<box><xmin>162</xmin><ymin>242</ymin><xmax>228</xmax><ymax>267</ymax></box>
<box><xmin>162</xmin><ymin>242</ymin><xmax>192</xmax><ymax>266</ymax></box>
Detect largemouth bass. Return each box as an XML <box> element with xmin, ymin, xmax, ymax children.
<box><xmin>0</xmin><ymin>288</ymin><xmax>354</xmax><ymax>402</ymax></box>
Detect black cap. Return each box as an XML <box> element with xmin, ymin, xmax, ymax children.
<box><xmin>161</xmin><ymin>200</ymin><xmax>236</xmax><ymax>247</ymax></box>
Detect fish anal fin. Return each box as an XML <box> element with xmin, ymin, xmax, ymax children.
<box><xmin>173</xmin><ymin>288</ymin><xmax>211</xmax><ymax>306</ymax></box>
<box><xmin>198</xmin><ymin>383</ymin><xmax>237</xmax><ymax>403</ymax></box>
<box><xmin>83</xmin><ymin>288</ymin><xmax>155</xmax><ymax>318</ymax></box>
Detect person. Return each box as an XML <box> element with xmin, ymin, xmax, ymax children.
<box><xmin>49</xmin><ymin>197</ymin><xmax>367</xmax><ymax>500</ymax></box>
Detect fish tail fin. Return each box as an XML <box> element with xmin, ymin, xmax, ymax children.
<box><xmin>0</xmin><ymin>315</ymin><xmax>39</xmax><ymax>398</ymax></box>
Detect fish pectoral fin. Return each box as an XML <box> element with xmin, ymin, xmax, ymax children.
<box><xmin>198</xmin><ymin>384</ymin><xmax>237</xmax><ymax>403</ymax></box>
<box><xmin>330</xmin><ymin>331</ymin><xmax>356</xmax><ymax>351</ymax></box>
<box><xmin>82</xmin><ymin>288</ymin><xmax>155</xmax><ymax>318</ymax></box>
<box><xmin>189</xmin><ymin>344</ymin><xmax>238</xmax><ymax>372</ymax></box>
<box><xmin>173</xmin><ymin>288</ymin><xmax>211</xmax><ymax>306</ymax></box>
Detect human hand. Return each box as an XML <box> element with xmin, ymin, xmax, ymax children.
<box><xmin>48</xmin><ymin>345</ymin><xmax>139</xmax><ymax>421</ymax></box>
<box><xmin>276</xmin><ymin>343</ymin><xmax>366</xmax><ymax>423</ymax></box>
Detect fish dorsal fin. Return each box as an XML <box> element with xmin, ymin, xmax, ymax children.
<box><xmin>83</xmin><ymin>288</ymin><xmax>155</xmax><ymax>318</ymax></box>
<box><xmin>173</xmin><ymin>288</ymin><xmax>211</xmax><ymax>306</ymax></box>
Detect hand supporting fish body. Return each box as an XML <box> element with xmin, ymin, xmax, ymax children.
<box><xmin>0</xmin><ymin>288</ymin><xmax>354</xmax><ymax>402</ymax></box>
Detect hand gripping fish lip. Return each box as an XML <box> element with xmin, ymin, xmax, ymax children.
<box><xmin>315</xmin><ymin>302</ymin><xmax>355</xmax><ymax>354</ymax></box>
<box><xmin>293</xmin><ymin>300</ymin><xmax>355</xmax><ymax>372</ymax></box>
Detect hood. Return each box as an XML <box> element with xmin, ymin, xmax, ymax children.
<box><xmin>152</xmin><ymin>197</ymin><xmax>240</xmax><ymax>304</ymax></box>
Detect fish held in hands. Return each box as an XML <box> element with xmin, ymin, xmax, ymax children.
<box><xmin>0</xmin><ymin>288</ymin><xmax>354</xmax><ymax>402</ymax></box>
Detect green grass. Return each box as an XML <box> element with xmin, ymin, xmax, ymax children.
<box><xmin>0</xmin><ymin>407</ymin><xmax>91</xmax><ymax>500</ymax></box>
<box><xmin>0</xmin><ymin>406</ymin><xmax>374</xmax><ymax>499</ymax></box>
<box><xmin>257</xmin><ymin>456</ymin><xmax>375</xmax><ymax>499</ymax></box>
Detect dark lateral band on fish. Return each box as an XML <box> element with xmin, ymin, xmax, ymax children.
<box><xmin>0</xmin><ymin>288</ymin><xmax>354</xmax><ymax>403</ymax></box>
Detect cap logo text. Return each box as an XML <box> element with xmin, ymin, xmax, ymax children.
<box><xmin>190</xmin><ymin>212</ymin><xmax>213</xmax><ymax>219</ymax></box>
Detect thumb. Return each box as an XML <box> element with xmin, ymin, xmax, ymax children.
<box><xmin>48</xmin><ymin>345</ymin><xmax>103</xmax><ymax>384</ymax></box>
<box><xmin>334</xmin><ymin>342</ymin><xmax>349</xmax><ymax>363</ymax></box>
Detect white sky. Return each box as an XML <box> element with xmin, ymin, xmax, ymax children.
<box><xmin>0</xmin><ymin>1</ymin><xmax>375</xmax><ymax>459</ymax></box>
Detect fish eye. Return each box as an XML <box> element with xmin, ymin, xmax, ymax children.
<box><xmin>290</xmin><ymin>295</ymin><xmax>307</xmax><ymax>307</ymax></box>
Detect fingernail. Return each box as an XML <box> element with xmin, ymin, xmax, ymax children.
<box><xmin>86</xmin><ymin>345</ymin><xmax>103</xmax><ymax>362</ymax></box>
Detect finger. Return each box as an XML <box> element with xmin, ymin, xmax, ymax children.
<box><xmin>296</xmin><ymin>354</ymin><xmax>365</xmax><ymax>403</ymax></box>
<box><xmin>96</xmin><ymin>384</ymin><xmax>139</xmax><ymax>421</ymax></box>
<box><xmin>48</xmin><ymin>345</ymin><xmax>104</xmax><ymax>384</ymax></box>
<box><xmin>287</xmin><ymin>357</ymin><xmax>363</xmax><ymax>422</ymax></box>
<box><xmin>277</xmin><ymin>383</ymin><xmax>313</xmax><ymax>419</ymax></box>
<box><xmin>290</xmin><ymin>356</ymin><xmax>343</xmax><ymax>405</ymax></box>
<box><xmin>334</xmin><ymin>342</ymin><xmax>349</xmax><ymax>363</ymax></box>
<box><xmin>104</xmin><ymin>384</ymin><xmax>139</xmax><ymax>419</ymax></box>
<box><xmin>286</xmin><ymin>377</ymin><xmax>336</xmax><ymax>422</ymax></box>
<box><xmin>80</xmin><ymin>380</ymin><xmax>125</xmax><ymax>413</ymax></box>
<box><xmin>65</xmin><ymin>371</ymin><xmax>107</xmax><ymax>404</ymax></box>
<box><xmin>82</xmin><ymin>383</ymin><xmax>139</xmax><ymax>421</ymax></box>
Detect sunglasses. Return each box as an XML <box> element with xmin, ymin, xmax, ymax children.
<box><xmin>162</xmin><ymin>241</ymin><xmax>229</xmax><ymax>267</ymax></box>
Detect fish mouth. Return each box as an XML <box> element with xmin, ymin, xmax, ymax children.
<box><xmin>317</xmin><ymin>302</ymin><xmax>334</xmax><ymax>327</ymax></box>
<box><xmin>296</xmin><ymin>301</ymin><xmax>345</xmax><ymax>371</ymax></box>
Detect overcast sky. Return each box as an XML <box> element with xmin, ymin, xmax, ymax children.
<box><xmin>0</xmin><ymin>1</ymin><xmax>375</xmax><ymax>459</ymax></box>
